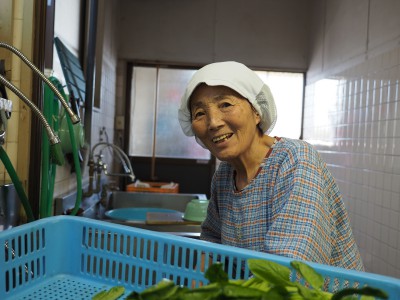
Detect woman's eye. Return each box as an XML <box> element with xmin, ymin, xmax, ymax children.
<box><xmin>221</xmin><ymin>102</ymin><xmax>232</xmax><ymax>108</ymax></box>
<box><xmin>193</xmin><ymin>111</ymin><xmax>204</xmax><ymax>118</ymax></box>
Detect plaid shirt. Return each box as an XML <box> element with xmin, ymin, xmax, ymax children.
<box><xmin>201</xmin><ymin>137</ymin><xmax>364</xmax><ymax>271</ymax></box>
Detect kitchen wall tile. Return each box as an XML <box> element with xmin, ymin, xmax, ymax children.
<box><xmin>304</xmin><ymin>46</ymin><xmax>400</xmax><ymax>277</ymax></box>
<box><xmin>390</xmin><ymin>192</ymin><xmax>400</xmax><ymax>212</ymax></box>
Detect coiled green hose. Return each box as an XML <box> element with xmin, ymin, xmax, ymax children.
<box><xmin>41</xmin><ymin>77</ymin><xmax>82</xmax><ymax>217</ymax></box>
<box><xmin>67</xmin><ymin>113</ymin><xmax>82</xmax><ymax>216</ymax></box>
<box><xmin>40</xmin><ymin>77</ymin><xmax>60</xmax><ymax>218</ymax></box>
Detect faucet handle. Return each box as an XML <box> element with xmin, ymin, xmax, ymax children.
<box><xmin>94</xmin><ymin>153</ymin><xmax>104</xmax><ymax>160</ymax></box>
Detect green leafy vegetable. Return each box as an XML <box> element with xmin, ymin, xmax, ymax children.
<box><xmin>205</xmin><ymin>262</ymin><xmax>229</xmax><ymax>284</ymax></box>
<box><xmin>126</xmin><ymin>279</ymin><xmax>180</xmax><ymax>300</ymax></box>
<box><xmin>92</xmin><ymin>286</ymin><xmax>125</xmax><ymax>300</ymax></box>
<box><xmin>290</xmin><ymin>260</ymin><xmax>324</xmax><ymax>290</ymax></box>
<box><xmin>123</xmin><ymin>259</ymin><xmax>388</xmax><ymax>300</ymax></box>
<box><xmin>247</xmin><ymin>258</ymin><xmax>293</xmax><ymax>287</ymax></box>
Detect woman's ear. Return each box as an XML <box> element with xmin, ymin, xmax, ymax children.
<box><xmin>249</xmin><ymin>102</ymin><xmax>262</xmax><ymax>128</ymax></box>
<box><xmin>254</xmin><ymin>111</ymin><xmax>261</xmax><ymax>125</ymax></box>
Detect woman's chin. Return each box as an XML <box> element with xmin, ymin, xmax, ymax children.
<box><xmin>213</xmin><ymin>151</ymin><xmax>235</xmax><ymax>162</ymax></box>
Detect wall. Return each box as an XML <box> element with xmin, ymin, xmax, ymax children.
<box><xmin>50</xmin><ymin>0</ymin><xmax>119</xmax><ymax>199</ymax></box>
<box><xmin>305</xmin><ymin>0</ymin><xmax>400</xmax><ymax>277</ymax></box>
<box><xmin>51</xmin><ymin>0</ymin><xmax>86</xmax><ymax>196</ymax></box>
<box><xmin>0</xmin><ymin>0</ymin><xmax>33</xmax><ymax>194</ymax></box>
<box><xmin>117</xmin><ymin>0</ymin><xmax>313</xmax><ymax>70</ymax></box>
<box><xmin>0</xmin><ymin>0</ymin><xmax>121</xmax><ymax>216</ymax></box>
<box><xmin>91</xmin><ymin>0</ymin><xmax>120</xmax><ymax>179</ymax></box>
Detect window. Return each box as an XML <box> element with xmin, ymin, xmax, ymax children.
<box><xmin>128</xmin><ymin>65</ymin><xmax>304</xmax><ymax>160</ymax></box>
<box><xmin>256</xmin><ymin>71</ymin><xmax>304</xmax><ymax>139</ymax></box>
<box><xmin>129</xmin><ymin>66</ymin><xmax>210</xmax><ymax>160</ymax></box>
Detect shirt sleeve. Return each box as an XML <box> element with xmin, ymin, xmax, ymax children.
<box><xmin>264</xmin><ymin>146</ymin><xmax>334</xmax><ymax>265</ymax></box>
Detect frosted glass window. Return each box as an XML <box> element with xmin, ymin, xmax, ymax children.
<box><xmin>155</xmin><ymin>68</ymin><xmax>210</xmax><ymax>158</ymax></box>
<box><xmin>129</xmin><ymin>67</ymin><xmax>157</xmax><ymax>156</ymax></box>
<box><xmin>256</xmin><ymin>71</ymin><xmax>304</xmax><ymax>139</ymax></box>
<box><xmin>129</xmin><ymin>67</ymin><xmax>210</xmax><ymax>159</ymax></box>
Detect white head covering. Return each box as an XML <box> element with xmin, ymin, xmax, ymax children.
<box><xmin>178</xmin><ymin>61</ymin><xmax>277</xmax><ymax>146</ymax></box>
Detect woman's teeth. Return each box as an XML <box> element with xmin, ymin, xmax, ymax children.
<box><xmin>212</xmin><ymin>134</ymin><xmax>232</xmax><ymax>143</ymax></box>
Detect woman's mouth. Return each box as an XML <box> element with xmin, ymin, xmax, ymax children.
<box><xmin>212</xmin><ymin>133</ymin><xmax>233</xmax><ymax>144</ymax></box>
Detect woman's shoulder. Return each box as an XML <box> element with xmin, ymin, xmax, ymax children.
<box><xmin>275</xmin><ymin>137</ymin><xmax>320</xmax><ymax>164</ymax></box>
<box><xmin>278</xmin><ymin>137</ymin><xmax>313</xmax><ymax>149</ymax></box>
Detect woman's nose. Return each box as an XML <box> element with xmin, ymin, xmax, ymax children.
<box><xmin>207</xmin><ymin>108</ymin><xmax>224</xmax><ymax>130</ymax></box>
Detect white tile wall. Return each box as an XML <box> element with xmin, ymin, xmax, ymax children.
<box><xmin>303</xmin><ymin>47</ymin><xmax>400</xmax><ymax>278</ymax></box>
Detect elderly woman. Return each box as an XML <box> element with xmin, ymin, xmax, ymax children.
<box><xmin>178</xmin><ymin>61</ymin><xmax>364</xmax><ymax>271</ymax></box>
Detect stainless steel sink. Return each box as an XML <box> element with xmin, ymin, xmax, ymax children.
<box><xmin>108</xmin><ymin>191</ymin><xmax>207</xmax><ymax>210</ymax></box>
<box><xmin>101</xmin><ymin>191</ymin><xmax>207</xmax><ymax>238</ymax></box>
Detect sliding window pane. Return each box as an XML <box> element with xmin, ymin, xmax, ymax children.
<box><xmin>129</xmin><ymin>67</ymin><xmax>157</xmax><ymax>156</ymax></box>
<box><xmin>156</xmin><ymin>68</ymin><xmax>210</xmax><ymax>159</ymax></box>
<box><xmin>256</xmin><ymin>71</ymin><xmax>304</xmax><ymax>139</ymax></box>
<box><xmin>129</xmin><ymin>66</ymin><xmax>210</xmax><ymax>160</ymax></box>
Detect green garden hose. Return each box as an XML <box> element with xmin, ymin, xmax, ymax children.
<box><xmin>40</xmin><ymin>80</ymin><xmax>52</xmax><ymax>218</ymax></box>
<box><xmin>0</xmin><ymin>146</ymin><xmax>34</xmax><ymax>222</ymax></box>
<box><xmin>41</xmin><ymin>77</ymin><xmax>82</xmax><ymax>217</ymax></box>
<box><xmin>40</xmin><ymin>77</ymin><xmax>60</xmax><ymax>218</ymax></box>
<box><xmin>67</xmin><ymin>114</ymin><xmax>82</xmax><ymax>216</ymax></box>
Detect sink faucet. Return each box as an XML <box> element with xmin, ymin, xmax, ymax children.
<box><xmin>84</xmin><ymin>142</ymin><xmax>135</xmax><ymax>197</ymax></box>
<box><xmin>99</xmin><ymin>183</ymin><xmax>119</xmax><ymax>209</ymax></box>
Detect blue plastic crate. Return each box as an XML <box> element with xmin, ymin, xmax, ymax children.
<box><xmin>1</xmin><ymin>216</ymin><xmax>399</xmax><ymax>299</ymax></box>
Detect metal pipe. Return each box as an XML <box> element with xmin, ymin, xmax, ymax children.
<box><xmin>0</xmin><ymin>42</ymin><xmax>80</xmax><ymax>124</ymax></box>
<box><xmin>0</xmin><ymin>74</ymin><xmax>60</xmax><ymax>145</ymax></box>
<box><xmin>84</xmin><ymin>0</ymin><xmax>99</xmax><ymax>144</ymax></box>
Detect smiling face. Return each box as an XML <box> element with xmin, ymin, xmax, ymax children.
<box><xmin>190</xmin><ymin>84</ymin><xmax>262</xmax><ymax>162</ymax></box>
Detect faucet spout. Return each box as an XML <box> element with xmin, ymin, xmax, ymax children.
<box><xmin>91</xmin><ymin>142</ymin><xmax>135</xmax><ymax>181</ymax></box>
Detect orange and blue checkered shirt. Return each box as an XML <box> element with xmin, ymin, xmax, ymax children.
<box><xmin>201</xmin><ymin>137</ymin><xmax>364</xmax><ymax>271</ymax></box>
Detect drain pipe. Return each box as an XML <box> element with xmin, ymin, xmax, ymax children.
<box><xmin>84</xmin><ymin>0</ymin><xmax>98</xmax><ymax>145</ymax></box>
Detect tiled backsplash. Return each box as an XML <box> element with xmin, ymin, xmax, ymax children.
<box><xmin>303</xmin><ymin>47</ymin><xmax>400</xmax><ymax>278</ymax></box>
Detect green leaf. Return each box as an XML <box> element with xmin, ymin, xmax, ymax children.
<box><xmin>182</xmin><ymin>283</ymin><xmax>222</xmax><ymax>300</ymax></box>
<box><xmin>294</xmin><ymin>282</ymin><xmax>322</xmax><ymax>299</ymax></box>
<box><xmin>92</xmin><ymin>290</ymin><xmax>108</xmax><ymax>300</ymax></box>
<box><xmin>261</xmin><ymin>286</ymin><xmax>290</xmax><ymax>300</ymax></box>
<box><xmin>290</xmin><ymin>261</ymin><xmax>324</xmax><ymax>290</ymax></box>
<box><xmin>205</xmin><ymin>263</ymin><xmax>229</xmax><ymax>284</ymax></box>
<box><xmin>229</xmin><ymin>279</ymin><xmax>247</xmax><ymax>285</ymax></box>
<box><xmin>133</xmin><ymin>279</ymin><xmax>178</xmax><ymax>300</ymax></box>
<box><xmin>222</xmin><ymin>283</ymin><xmax>264</xmax><ymax>298</ymax></box>
<box><xmin>248</xmin><ymin>259</ymin><xmax>294</xmax><ymax>287</ymax></box>
<box><xmin>92</xmin><ymin>286</ymin><xmax>125</xmax><ymax>300</ymax></box>
<box><xmin>241</xmin><ymin>277</ymin><xmax>272</xmax><ymax>292</ymax></box>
